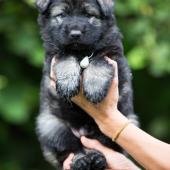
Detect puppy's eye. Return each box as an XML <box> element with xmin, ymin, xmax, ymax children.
<box><xmin>86</xmin><ymin>13</ymin><xmax>97</xmax><ymax>18</ymax></box>
<box><xmin>89</xmin><ymin>17</ymin><xmax>101</xmax><ymax>27</ymax></box>
<box><xmin>55</xmin><ymin>12</ymin><xmax>66</xmax><ymax>18</ymax></box>
<box><xmin>54</xmin><ymin>13</ymin><xmax>65</xmax><ymax>25</ymax></box>
<box><xmin>55</xmin><ymin>12</ymin><xmax>66</xmax><ymax>20</ymax></box>
<box><xmin>53</xmin><ymin>12</ymin><xmax>67</xmax><ymax>24</ymax></box>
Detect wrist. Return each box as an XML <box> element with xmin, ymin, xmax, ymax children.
<box><xmin>96</xmin><ymin>109</ymin><xmax>129</xmax><ymax>139</ymax></box>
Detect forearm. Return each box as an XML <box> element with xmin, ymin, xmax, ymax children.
<box><xmin>99</xmin><ymin>110</ymin><xmax>170</xmax><ymax>170</ymax></box>
<box><xmin>118</xmin><ymin>123</ymin><xmax>170</xmax><ymax>170</ymax></box>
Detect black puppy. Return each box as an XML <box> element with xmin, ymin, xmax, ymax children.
<box><xmin>36</xmin><ymin>0</ymin><xmax>138</xmax><ymax>169</ymax></box>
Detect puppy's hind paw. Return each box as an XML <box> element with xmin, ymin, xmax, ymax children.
<box><xmin>70</xmin><ymin>151</ymin><xmax>106</xmax><ymax>170</ymax></box>
<box><xmin>88</xmin><ymin>151</ymin><xmax>107</xmax><ymax>170</ymax></box>
<box><xmin>71</xmin><ymin>154</ymin><xmax>90</xmax><ymax>170</ymax></box>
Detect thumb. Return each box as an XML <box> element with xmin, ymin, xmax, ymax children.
<box><xmin>63</xmin><ymin>153</ymin><xmax>74</xmax><ymax>170</ymax></box>
<box><xmin>81</xmin><ymin>136</ymin><xmax>112</xmax><ymax>154</ymax></box>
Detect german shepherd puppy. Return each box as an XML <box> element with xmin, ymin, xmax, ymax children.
<box><xmin>36</xmin><ymin>0</ymin><xmax>138</xmax><ymax>169</ymax></box>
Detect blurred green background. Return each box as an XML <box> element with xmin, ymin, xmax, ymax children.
<box><xmin>0</xmin><ymin>0</ymin><xmax>170</xmax><ymax>169</ymax></box>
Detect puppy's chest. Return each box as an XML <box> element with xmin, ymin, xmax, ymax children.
<box><xmin>69</xmin><ymin>122</ymin><xmax>99</xmax><ymax>139</ymax></box>
<box><xmin>56</xmin><ymin>103</ymin><xmax>97</xmax><ymax>135</ymax></box>
<box><xmin>70</xmin><ymin>127</ymin><xmax>89</xmax><ymax>138</ymax></box>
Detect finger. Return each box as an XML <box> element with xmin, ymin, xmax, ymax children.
<box><xmin>81</xmin><ymin>136</ymin><xmax>115</xmax><ymax>154</ymax></box>
<box><xmin>50</xmin><ymin>78</ymin><xmax>56</xmax><ymax>89</ymax></box>
<box><xmin>105</xmin><ymin>57</ymin><xmax>118</xmax><ymax>79</ymax></box>
<box><xmin>103</xmin><ymin>57</ymin><xmax>119</xmax><ymax>102</ymax></box>
<box><xmin>63</xmin><ymin>153</ymin><xmax>74</xmax><ymax>170</ymax></box>
<box><xmin>50</xmin><ymin>57</ymin><xmax>57</xmax><ymax>88</ymax></box>
<box><xmin>50</xmin><ymin>57</ymin><xmax>57</xmax><ymax>80</ymax></box>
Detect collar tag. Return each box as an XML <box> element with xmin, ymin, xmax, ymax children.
<box><xmin>80</xmin><ymin>56</ymin><xmax>89</xmax><ymax>69</ymax></box>
<box><xmin>80</xmin><ymin>53</ymin><xmax>94</xmax><ymax>69</ymax></box>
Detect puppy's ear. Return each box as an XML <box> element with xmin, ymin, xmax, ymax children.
<box><xmin>36</xmin><ymin>0</ymin><xmax>50</xmax><ymax>13</ymax></box>
<box><xmin>97</xmin><ymin>0</ymin><xmax>114</xmax><ymax>16</ymax></box>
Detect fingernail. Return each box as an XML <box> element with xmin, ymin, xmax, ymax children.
<box><xmin>70</xmin><ymin>153</ymin><xmax>74</xmax><ymax>157</ymax></box>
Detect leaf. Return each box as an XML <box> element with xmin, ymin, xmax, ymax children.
<box><xmin>128</xmin><ymin>47</ymin><xmax>148</xmax><ymax>69</ymax></box>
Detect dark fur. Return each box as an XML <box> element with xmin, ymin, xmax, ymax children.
<box><xmin>36</xmin><ymin>0</ymin><xmax>138</xmax><ymax>169</ymax></box>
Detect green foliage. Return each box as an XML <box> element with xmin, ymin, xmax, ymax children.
<box><xmin>116</xmin><ymin>0</ymin><xmax>170</xmax><ymax>76</ymax></box>
<box><xmin>0</xmin><ymin>0</ymin><xmax>170</xmax><ymax>170</ymax></box>
<box><xmin>0</xmin><ymin>0</ymin><xmax>42</xmax><ymax>124</ymax></box>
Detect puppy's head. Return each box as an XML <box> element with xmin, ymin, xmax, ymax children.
<box><xmin>36</xmin><ymin>0</ymin><xmax>115</xmax><ymax>52</ymax></box>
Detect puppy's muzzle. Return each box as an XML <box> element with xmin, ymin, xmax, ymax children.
<box><xmin>69</xmin><ymin>30</ymin><xmax>82</xmax><ymax>40</ymax></box>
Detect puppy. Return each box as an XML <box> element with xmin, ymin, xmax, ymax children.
<box><xmin>36</xmin><ymin>0</ymin><xmax>138</xmax><ymax>169</ymax></box>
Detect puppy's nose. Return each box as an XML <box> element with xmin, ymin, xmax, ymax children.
<box><xmin>69</xmin><ymin>30</ymin><xmax>82</xmax><ymax>39</ymax></box>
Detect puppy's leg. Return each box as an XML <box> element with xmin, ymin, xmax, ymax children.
<box><xmin>87</xmin><ymin>150</ymin><xmax>107</xmax><ymax>170</ymax></box>
<box><xmin>54</xmin><ymin>57</ymin><xmax>81</xmax><ymax>99</ymax></box>
<box><xmin>36</xmin><ymin>111</ymin><xmax>83</xmax><ymax>168</ymax></box>
<box><xmin>71</xmin><ymin>153</ymin><xmax>91</xmax><ymax>170</ymax></box>
<box><xmin>83</xmin><ymin>58</ymin><xmax>114</xmax><ymax>103</ymax></box>
<box><xmin>71</xmin><ymin>150</ymin><xmax>107</xmax><ymax>170</ymax></box>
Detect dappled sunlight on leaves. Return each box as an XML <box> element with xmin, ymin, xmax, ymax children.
<box><xmin>116</xmin><ymin>0</ymin><xmax>170</xmax><ymax>76</ymax></box>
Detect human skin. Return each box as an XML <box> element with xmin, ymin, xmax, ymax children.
<box><xmin>63</xmin><ymin>136</ymin><xmax>140</xmax><ymax>170</ymax></box>
<box><xmin>51</xmin><ymin>57</ymin><xmax>170</xmax><ymax>170</ymax></box>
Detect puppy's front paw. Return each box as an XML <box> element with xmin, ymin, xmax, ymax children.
<box><xmin>56</xmin><ymin>73</ymin><xmax>80</xmax><ymax>99</ymax></box>
<box><xmin>83</xmin><ymin>59</ymin><xmax>114</xmax><ymax>103</ymax></box>
<box><xmin>55</xmin><ymin>57</ymin><xmax>81</xmax><ymax>99</ymax></box>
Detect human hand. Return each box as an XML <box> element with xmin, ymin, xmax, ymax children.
<box><xmin>71</xmin><ymin>57</ymin><xmax>128</xmax><ymax>138</ymax></box>
<box><xmin>63</xmin><ymin>153</ymin><xmax>74</xmax><ymax>170</ymax></box>
<box><xmin>81</xmin><ymin>136</ymin><xmax>140</xmax><ymax>170</ymax></box>
<box><xmin>63</xmin><ymin>136</ymin><xmax>140</xmax><ymax>170</ymax></box>
<box><xmin>50</xmin><ymin>57</ymin><xmax>119</xmax><ymax>114</ymax></box>
<box><xmin>71</xmin><ymin>57</ymin><xmax>119</xmax><ymax>116</ymax></box>
<box><xmin>50</xmin><ymin>57</ymin><xmax>128</xmax><ymax>139</ymax></box>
